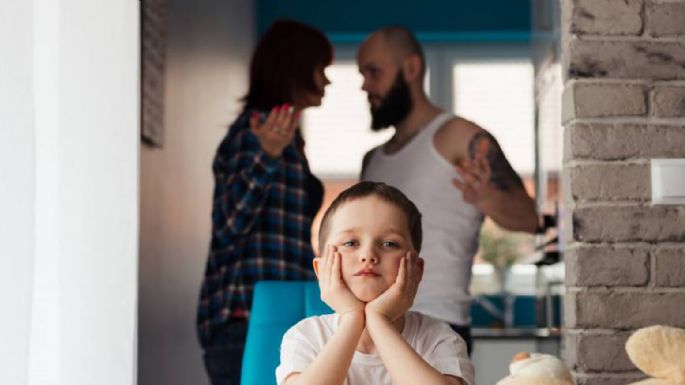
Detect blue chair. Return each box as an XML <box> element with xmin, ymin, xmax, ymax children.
<box><xmin>241</xmin><ymin>281</ymin><xmax>332</xmax><ymax>385</ymax></box>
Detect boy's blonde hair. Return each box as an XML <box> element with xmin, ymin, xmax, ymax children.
<box><xmin>318</xmin><ymin>181</ymin><xmax>422</xmax><ymax>255</ymax></box>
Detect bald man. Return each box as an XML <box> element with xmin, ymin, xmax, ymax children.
<box><xmin>358</xmin><ymin>27</ymin><xmax>539</xmax><ymax>354</ymax></box>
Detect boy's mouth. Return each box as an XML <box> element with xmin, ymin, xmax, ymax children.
<box><xmin>355</xmin><ymin>269</ymin><xmax>380</xmax><ymax>277</ymax></box>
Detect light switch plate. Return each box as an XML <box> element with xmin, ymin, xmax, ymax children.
<box><xmin>651</xmin><ymin>159</ymin><xmax>685</xmax><ymax>205</ymax></box>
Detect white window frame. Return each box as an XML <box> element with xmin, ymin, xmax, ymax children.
<box><xmin>424</xmin><ymin>42</ymin><xmax>532</xmax><ymax>113</ymax></box>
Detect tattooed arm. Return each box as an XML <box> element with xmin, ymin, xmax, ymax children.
<box><xmin>467</xmin><ymin>131</ymin><xmax>524</xmax><ymax>191</ymax></box>
<box><xmin>453</xmin><ymin>130</ymin><xmax>539</xmax><ymax>233</ymax></box>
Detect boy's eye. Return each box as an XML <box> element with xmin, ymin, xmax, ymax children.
<box><xmin>341</xmin><ymin>240</ymin><xmax>358</xmax><ymax>247</ymax></box>
<box><xmin>382</xmin><ymin>241</ymin><xmax>400</xmax><ymax>248</ymax></box>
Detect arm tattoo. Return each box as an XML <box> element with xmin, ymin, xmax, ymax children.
<box><xmin>467</xmin><ymin>131</ymin><xmax>524</xmax><ymax>191</ymax></box>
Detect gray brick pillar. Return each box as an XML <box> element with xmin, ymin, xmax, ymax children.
<box><xmin>561</xmin><ymin>0</ymin><xmax>685</xmax><ymax>384</ymax></box>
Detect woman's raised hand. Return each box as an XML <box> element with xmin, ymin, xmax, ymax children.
<box><xmin>250</xmin><ymin>104</ymin><xmax>300</xmax><ymax>158</ymax></box>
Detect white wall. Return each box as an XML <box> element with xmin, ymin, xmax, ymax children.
<box><xmin>0</xmin><ymin>0</ymin><xmax>139</xmax><ymax>384</ymax></box>
<box><xmin>0</xmin><ymin>1</ymin><xmax>36</xmax><ymax>384</ymax></box>
<box><xmin>138</xmin><ymin>1</ymin><xmax>255</xmax><ymax>384</ymax></box>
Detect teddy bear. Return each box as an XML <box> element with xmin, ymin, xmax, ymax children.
<box><xmin>625</xmin><ymin>325</ymin><xmax>685</xmax><ymax>385</ymax></box>
<box><xmin>496</xmin><ymin>352</ymin><xmax>575</xmax><ymax>385</ymax></box>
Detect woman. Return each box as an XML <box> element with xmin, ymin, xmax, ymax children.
<box><xmin>197</xmin><ymin>20</ymin><xmax>332</xmax><ymax>385</ymax></box>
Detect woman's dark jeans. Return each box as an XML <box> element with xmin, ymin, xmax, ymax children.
<box><xmin>203</xmin><ymin>320</ymin><xmax>248</xmax><ymax>385</ymax></box>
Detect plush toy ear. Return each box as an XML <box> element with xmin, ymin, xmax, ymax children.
<box><xmin>626</xmin><ymin>325</ymin><xmax>685</xmax><ymax>381</ymax></box>
<box><xmin>511</xmin><ymin>352</ymin><xmax>531</xmax><ymax>363</ymax></box>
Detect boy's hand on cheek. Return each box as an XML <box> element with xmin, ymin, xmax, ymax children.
<box><xmin>316</xmin><ymin>245</ymin><xmax>365</xmax><ymax>316</ymax></box>
<box><xmin>366</xmin><ymin>251</ymin><xmax>423</xmax><ymax>322</ymax></box>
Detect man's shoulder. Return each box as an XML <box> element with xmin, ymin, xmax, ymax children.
<box><xmin>433</xmin><ymin>115</ymin><xmax>485</xmax><ymax>163</ymax></box>
<box><xmin>435</xmin><ymin>115</ymin><xmax>483</xmax><ymax>143</ymax></box>
<box><xmin>363</xmin><ymin>144</ymin><xmax>382</xmax><ymax>158</ymax></box>
<box><xmin>361</xmin><ymin>145</ymin><xmax>383</xmax><ymax>176</ymax></box>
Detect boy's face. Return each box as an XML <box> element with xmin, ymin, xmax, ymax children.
<box><xmin>323</xmin><ymin>195</ymin><xmax>415</xmax><ymax>302</ymax></box>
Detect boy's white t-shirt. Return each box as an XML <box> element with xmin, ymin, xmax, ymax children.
<box><xmin>275</xmin><ymin>311</ymin><xmax>475</xmax><ymax>385</ymax></box>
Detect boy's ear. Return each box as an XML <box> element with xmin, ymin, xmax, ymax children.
<box><xmin>312</xmin><ymin>257</ymin><xmax>321</xmax><ymax>279</ymax></box>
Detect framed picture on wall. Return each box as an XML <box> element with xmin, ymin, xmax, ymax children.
<box><xmin>140</xmin><ymin>0</ymin><xmax>168</xmax><ymax>148</ymax></box>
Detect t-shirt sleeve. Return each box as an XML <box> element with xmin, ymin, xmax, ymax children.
<box><xmin>421</xmin><ymin>321</ymin><xmax>475</xmax><ymax>385</ymax></box>
<box><xmin>275</xmin><ymin>320</ymin><xmax>321</xmax><ymax>385</ymax></box>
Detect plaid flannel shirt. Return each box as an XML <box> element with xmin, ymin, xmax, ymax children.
<box><xmin>197</xmin><ymin>111</ymin><xmax>318</xmax><ymax>346</ymax></box>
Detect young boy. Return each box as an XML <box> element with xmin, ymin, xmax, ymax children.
<box><xmin>276</xmin><ymin>181</ymin><xmax>474</xmax><ymax>385</ymax></box>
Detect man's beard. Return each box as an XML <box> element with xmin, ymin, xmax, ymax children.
<box><xmin>370</xmin><ymin>72</ymin><xmax>412</xmax><ymax>131</ymax></box>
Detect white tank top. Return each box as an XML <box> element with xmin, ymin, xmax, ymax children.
<box><xmin>362</xmin><ymin>113</ymin><xmax>484</xmax><ymax>326</ymax></box>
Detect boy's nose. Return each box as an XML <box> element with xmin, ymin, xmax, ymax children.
<box><xmin>359</xmin><ymin>248</ymin><xmax>379</xmax><ymax>264</ymax></box>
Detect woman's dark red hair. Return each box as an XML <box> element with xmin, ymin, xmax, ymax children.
<box><xmin>242</xmin><ymin>20</ymin><xmax>333</xmax><ymax>112</ymax></box>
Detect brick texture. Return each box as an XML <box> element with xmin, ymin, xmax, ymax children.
<box><xmin>569</xmin><ymin>164</ymin><xmax>650</xmax><ymax>201</ymax></box>
<box><xmin>566</xmin><ymin>38</ymin><xmax>685</xmax><ymax>80</ymax></box>
<box><xmin>559</xmin><ymin>0</ymin><xmax>685</xmax><ymax>378</ymax></box>
<box><xmin>655</xmin><ymin>248</ymin><xmax>685</xmax><ymax>287</ymax></box>
<box><xmin>566</xmin><ymin>332</ymin><xmax>635</xmax><ymax>371</ymax></box>
<box><xmin>570</xmin><ymin>0</ymin><xmax>643</xmax><ymax>36</ymax></box>
<box><xmin>573</xmin><ymin>206</ymin><xmax>685</xmax><ymax>242</ymax></box>
<box><xmin>566</xmin><ymin>246</ymin><xmax>649</xmax><ymax>287</ymax></box>
<box><xmin>574</xmin><ymin>374</ymin><xmax>647</xmax><ymax>385</ymax></box>
<box><xmin>566</xmin><ymin>292</ymin><xmax>685</xmax><ymax>328</ymax></box>
<box><xmin>652</xmin><ymin>85</ymin><xmax>685</xmax><ymax>118</ymax></box>
<box><xmin>566</xmin><ymin>123</ymin><xmax>685</xmax><ymax>160</ymax></box>
<box><xmin>646</xmin><ymin>1</ymin><xmax>685</xmax><ymax>37</ymax></box>
<box><xmin>563</xmin><ymin>83</ymin><xmax>647</xmax><ymax>121</ymax></box>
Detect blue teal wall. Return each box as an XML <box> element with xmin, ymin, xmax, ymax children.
<box><xmin>257</xmin><ymin>0</ymin><xmax>531</xmax><ymax>43</ymax></box>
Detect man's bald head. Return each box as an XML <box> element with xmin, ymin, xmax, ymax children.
<box><xmin>366</xmin><ymin>26</ymin><xmax>426</xmax><ymax>80</ymax></box>
<box><xmin>357</xmin><ymin>26</ymin><xmax>426</xmax><ymax>129</ymax></box>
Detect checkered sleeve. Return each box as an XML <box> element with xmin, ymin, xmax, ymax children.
<box><xmin>212</xmin><ymin>121</ymin><xmax>282</xmax><ymax>241</ymax></box>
